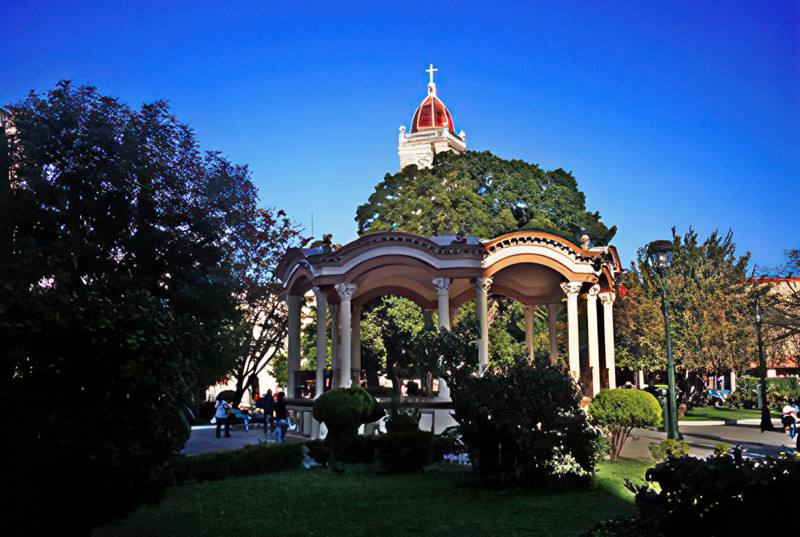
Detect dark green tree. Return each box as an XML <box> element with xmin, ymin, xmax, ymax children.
<box><xmin>360</xmin><ymin>296</ymin><xmax>425</xmax><ymax>395</ymax></box>
<box><xmin>355</xmin><ymin>150</ymin><xmax>616</xmax><ymax>244</ymax></box>
<box><xmin>0</xmin><ymin>82</ymin><xmax>260</xmax><ymax>535</ymax></box>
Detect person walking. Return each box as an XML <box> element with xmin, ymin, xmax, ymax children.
<box><xmin>215</xmin><ymin>399</ymin><xmax>231</xmax><ymax>438</ymax></box>
<box><xmin>256</xmin><ymin>389</ymin><xmax>275</xmax><ymax>434</ymax></box>
<box><xmin>274</xmin><ymin>392</ymin><xmax>289</xmax><ymax>442</ymax></box>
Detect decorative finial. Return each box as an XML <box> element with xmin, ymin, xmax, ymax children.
<box><xmin>426</xmin><ymin>63</ymin><xmax>438</xmax><ymax>96</ymax></box>
<box><xmin>426</xmin><ymin>63</ymin><xmax>438</xmax><ymax>85</ymax></box>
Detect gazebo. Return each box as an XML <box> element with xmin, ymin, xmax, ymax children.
<box><xmin>276</xmin><ymin>230</ymin><xmax>622</xmax><ymax>435</ymax></box>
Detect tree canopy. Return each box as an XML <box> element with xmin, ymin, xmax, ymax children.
<box><xmin>228</xmin><ymin>207</ymin><xmax>304</xmax><ymax>404</ymax></box>
<box><xmin>0</xmin><ymin>82</ymin><xmax>261</xmax><ymax>535</ymax></box>
<box><xmin>615</xmin><ymin>229</ymin><xmax>756</xmax><ymax>380</ymax></box>
<box><xmin>355</xmin><ymin>150</ymin><xmax>616</xmax><ymax>244</ymax></box>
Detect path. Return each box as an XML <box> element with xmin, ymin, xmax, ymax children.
<box><xmin>620</xmin><ymin>417</ymin><xmax>795</xmax><ymax>459</ymax></box>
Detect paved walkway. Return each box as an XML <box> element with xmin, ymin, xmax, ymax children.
<box><xmin>620</xmin><ymin>417</ymin><xmax>796</xmax><ymax>459</ymax></box>
<box><xmin>182</xmin><ymin>418</ymin><xmax>797</xmax><ymax>459</ymax></box>
<box><xmin>180</xmin><ymin>424</ymin><xmax>302</xmax><ymax>456</ymax></box>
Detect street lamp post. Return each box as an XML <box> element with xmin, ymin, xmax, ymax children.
<box><xmin>647</xmin><ymin>240</ymin><xmax>680</xmax><ymax>440</ymax></box>
<box><xmin>755</xmin><ymin>299</ymin><xmax>774</xmax><ymax>431</ymax></box>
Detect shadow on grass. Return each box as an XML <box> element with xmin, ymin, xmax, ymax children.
<box><xmin>95</xmin><ymin>460</ymin><xmax>652</xmax><ymax>537</ymax></box>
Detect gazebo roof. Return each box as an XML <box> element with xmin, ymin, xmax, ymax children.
<box><xmin>277</xmin><ymin>230</ymin><xmax>621</xmax><ymax>308</ymax></box>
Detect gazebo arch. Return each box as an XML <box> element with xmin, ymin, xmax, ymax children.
<box><xmin>276</xmin><ymin>230</ymin><xmax>622</xmax><ymax>414</ymax></box>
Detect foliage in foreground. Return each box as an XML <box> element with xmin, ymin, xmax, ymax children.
<box><xmin>1</xmin><ymin>82</ymin><xmax>262</xmax><ymax>535</ymax></box>
<box><xmin>588</xmin><ymin>389</ymin><xmax>662</xmax><ymax>463</ymax></box>
<box><xmin>452</xmin><ymin>355</ymin><xmax>601</xmax><ymax>487</ymax></box>
<box><xmin>586</xmin><ymin>452</ymin><xmax>800</xmax><ymax>536</ymax></box>
<box><xmin>169</xmin><ymin>442</ymin><xmax>304</xmax><ymax>484</ymax></box>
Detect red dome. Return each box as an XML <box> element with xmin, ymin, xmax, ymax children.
<box><xmin>410</xmin><ymin>94</ymin><xmax>455</xmax><ymax>134</ymax></box>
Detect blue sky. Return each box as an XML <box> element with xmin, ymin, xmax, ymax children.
<box><xmin>3</xmin><ymin>1</ymin><xmax>798</xmax><ymax>269</ymax></box>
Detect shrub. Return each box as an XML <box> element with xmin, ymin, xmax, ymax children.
<box><xmin>452</xmin><ymin>355</ymin><xmax>599</xmax><ymax>488</ymax></box>
<box><xmin>768</xmin><ymin>376</ymin><xmax>799</xmax><ymax>391</ymax></box>
<box><xmin>587</xmin><ymin>452</ymin><xmax>800</xmax><ymax>536</ymax></box>
<box><xmin>588</xmin><ymin>389</ymin><xmax>662</xmax><ymax>463</ymax></box>
<box><xmin>767</xmin><ymin>386</ymin><xmax>800</xmax><ymax>412</ymax></box>
<box><xmin>313</xmin><ymin>386</ymin><xmax>374</xmax><ymax>440</ymax></box>
<box><xmin>638</xmin><ymin>453</ymin><xmax>800</xmax><ymax>535</ymax></box>
<box><xmin>168</xmin><ymin>442</ymin><xmax>303</xmax><ymax>484</ymax></box>
<box><xmin>433</xmin><ymin>431</ymin><xmax>465</xmax><ymax>461</ymax></box>
<box><xmin>377</xmin><ymin>430</ymin><xmax>434</xmax><ymax>473</ymax></box>
<box><xmin>648</xmin><ymin>439</ymin><xmax>690</xmax><ymax>461</ymax></box>
<box><xmin>385</xmin><ymin>409</ymin><xmax>421</xmax><ymax>433</ymax></box>
<box><xmin>713</xmin><ymin>443</ymin><xmax>730</xmax><ymax>456</ymax></box>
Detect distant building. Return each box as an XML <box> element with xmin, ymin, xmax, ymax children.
<box><xmin>398</xmin><ymin>64</ymin><xmax>466</xmax><ymax>170</ymax></box>
<box><xmin>763</xmin><ymin>277</ymin><xmax>800</xmax><ymax>377</ymax></box>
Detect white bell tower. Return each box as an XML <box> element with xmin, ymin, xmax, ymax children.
<box><xmin>398</xmin><ymin>64</ymin><xmax>466</xmax><ymax>170</ymax></box>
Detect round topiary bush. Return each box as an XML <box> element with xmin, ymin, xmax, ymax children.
<box><xmin>312</xmin><ymin>386</ymin><xmax>374</xmax><ymax>440</ymax></box>
<box><xmin>588</xmin><ymin>389</ymin><xmax>662</xmax><ymax>463</ymax></box>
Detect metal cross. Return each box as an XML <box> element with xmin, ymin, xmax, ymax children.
<box><xmin>426</xmin><ymin>63</ymin><xmax>438</xmax><ymax>84</ymax></box>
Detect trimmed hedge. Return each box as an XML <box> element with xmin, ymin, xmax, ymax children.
<box><xmin>589</xmin><ymin>389</ymin><xmax>662</xmax><ymax>463</ymax></box>
<box><xmin>168</xmin><ymin>442</ymin><xmax>303</xmax><ymax>484</ymax></box>
<box><xmin>307</xmin><ymin>432</ymin><xmax>435</xmax><ymax>473</ymax></box>
<box><xmin>648</xmin><ymin>439</ymin><xmax>690</xmax><ymax>461</ymax></box>
<box><xmin>376</xmin><ymin>430</ymin><xmax>434</xmax><ymax>473</ymax></box>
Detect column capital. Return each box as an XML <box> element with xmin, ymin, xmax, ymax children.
<box><xmin>335</xmin><ymin>283</ymin><xmax>357</xmax><ymax>301</ymax></box>
<box><xmin>599</xmin><ymin>292</ymin><xmax>616</xmax><ymax>307</ymax></box>
<box><xmin>587</xmin><ymin>284</ymin><xmax>601</xmax><ymax>299</ymax></box>
<box><xmin>312</xmin><ymin>286</ymin><xmax>326</xmax><ymax>299</ymax></box>
<box><xmin>560</xmin><ymin>281</ymin><xmax>582</xmax><ymax>296</ymax></box>
<box><xmin>476</xmin><ymin>277</ymin><xmax>493</xmax><ymax>292</ymax></box>
<box><xmin>432</xmin><ymin>277</ymin><xmax>451</xmax><ymax>295</ymax></box>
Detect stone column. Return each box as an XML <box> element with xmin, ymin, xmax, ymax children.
<box><xmin>351</xmin><ymin>305</ymin><xmax>363</xmax><ymax>386</ymax></box>
<box><xmin>329</xmin><ymin>304</ymin><xmax>340</xmax><ymax>388</ymax></box>
<box><xmin>432</xmin><ymin>277</ymin><xmax>452</xmax><ymax>329</ymax></box>
<box><xmin>313</xmin><ymin>288</ymin><xmax>328</xmax><ymax>398</ymax></box>
<box><xmin>524</xmin><ymin>304</ymin><xmax>535</xmax><ymax>359</ymax></box>
<box><xmin>476</xmin><ymin>277</ymin><xmax>492</xmax><ymax>369</ymax></box>
<box><xmin>286</xmin><ymin>294</ymin><xmax>302</xmax><ymax>398</ymax></box>
<box><xmin>335</xmin><ymin>283</ymin><xmax>357</xmax><ymax>388</ymax></box>
<box><xmin>547</xmin><ymin>303</ymin><xmax>560</xmax><ymax>365</ymax></box>
<box><xmin>560</xmin><ymin>282</ymin><xmax>582</xmax><ymax>380</ymax></box>
<box><xmin>586</xmin><ymin>285</ymin><xmax>601</xmax><ymax>395</ymax></box>
<box><xmin>599</xmin><ymin>292</ymin><xmax>617</xmax><ymax>390</ymax></box>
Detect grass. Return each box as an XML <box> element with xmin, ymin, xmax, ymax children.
<box><xmin>681</xmin><ymin>406</ymin><xmax>780</xmax><ymax>422</ymax></box>
<box><xmin>94</xmin><ymin>459</ymin><xmax>654</xmax><ymax>537</ymax></box>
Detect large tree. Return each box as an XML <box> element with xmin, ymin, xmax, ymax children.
<box><xmin>0</xmin><ymin>82</ymin><xmax>259</xmax><ymax>535</ymax></box>
<box><xmin>227</xmin><ymin>207</ymin><xmax>303</xmax><ymax>404</ymax></box>
<box><xmin>615</xmin><ymin>229</ymin><xmax>756</xmax><ymax>382</ymax></box>
<box><xmin>355</xmin><ymin>150</ymin><xmax>616</xmax><ymax>244</ymax></box>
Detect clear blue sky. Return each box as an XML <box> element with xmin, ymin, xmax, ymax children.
<box><xmin>3</xmin><ymin>1</ymin><xmax>798</xmax><ymax>269</ymax></box>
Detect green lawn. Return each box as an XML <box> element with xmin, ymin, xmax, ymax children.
<box><xmin>94</xmin><ymin>459</ymin><xmax>653</xmax><ymax>537</ymax></box>
<box><xmin>680</xmin><ymin>406</ymin><xmax>780</xmax><ymax>422</ymax></box>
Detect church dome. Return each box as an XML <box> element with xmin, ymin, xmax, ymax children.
<box><xmin>410</xmin><ymin>93</ymin><xmax>456</xmax><ymax>134</ymax></box>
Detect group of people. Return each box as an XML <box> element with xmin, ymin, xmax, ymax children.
<box><xmin>782</xmin><ymin>403</ymin><xmax>800</xmax><ymax>440</ymax></box>
<box><xmin>255</xmin><ymin>390</ymin><xmax>290</xmax><ymax>442</ymax></box>
<box><xmin>214</xmin><ymin>389</ymin><xmax>290</xmax><ymax>442</ymax></box>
